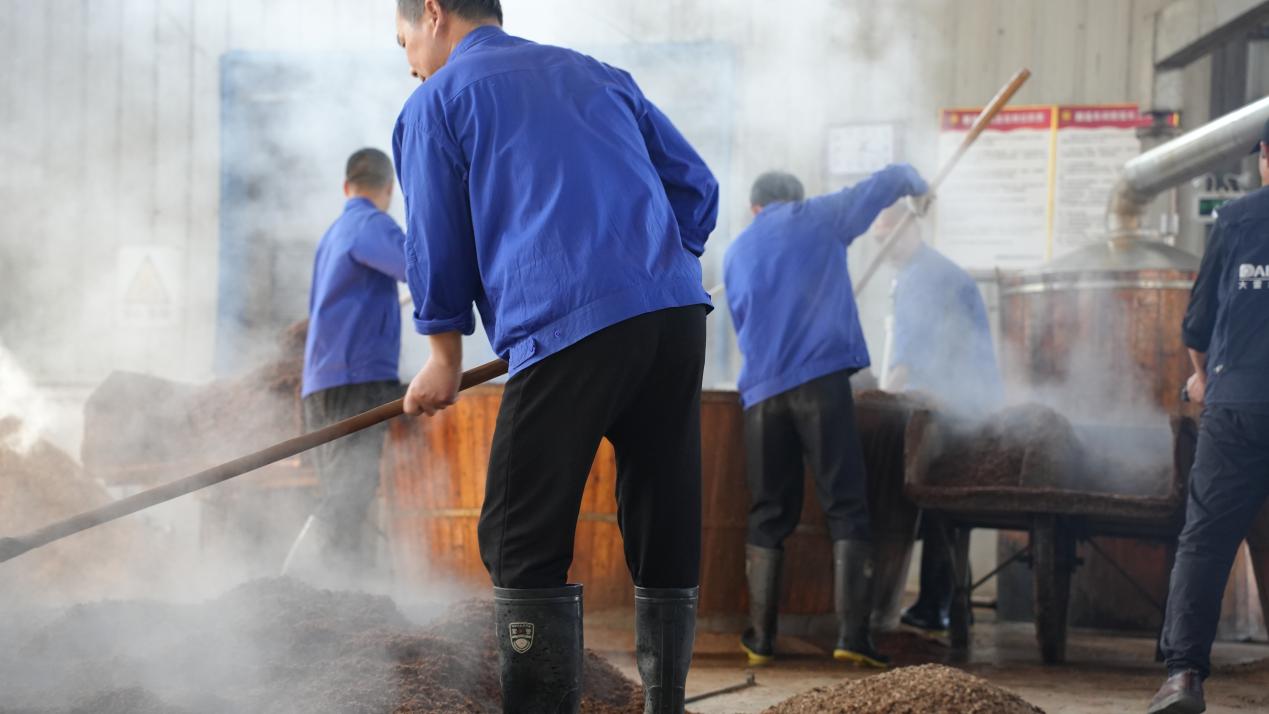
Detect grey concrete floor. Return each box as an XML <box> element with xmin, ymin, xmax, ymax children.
<box><xmin>584</xmin><ymin>609</ymin><xmax>1269</xmax><ymax>713</ymax></box>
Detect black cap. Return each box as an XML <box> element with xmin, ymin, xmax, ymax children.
<box><xmin>1251</xmin><ymin>118</ymin><xmax>1269</xmax><ymax>154</ymax></box>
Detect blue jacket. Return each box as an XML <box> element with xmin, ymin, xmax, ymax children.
<box><xmin>392</xmin><ymin>26</ymin><xmax>718</xmax><ymax>374</ymax></box>
<box><xmin>891</xmin><ymin>243</ymin><xmax>1002</xmax><ymax>416</ymax></box>
<box><xmin>724</xmin><ymin>164</ymin><xmax>927</xmax><ymax>408</ymax></box>
<box><xmin>1183</xmin><ymin>186</ymin><xmax>1269</xmax><ymax>409</ymax></box>
<box><xmin>302</xmin><ymin>197</ymin><xmax>407</xmax><ymax>397</ymax></box>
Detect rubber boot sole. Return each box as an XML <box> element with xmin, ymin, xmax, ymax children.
<box><xmin>1147</xmin><ymin>691</ymin><xmax>1205</xmax><ymax>714</ymax></box>
<box><xmin>740</xmin><ymin>641</ymin><xmax>774</xmax><ymax>667</ymax></box>
<box><xmin>832</xmin><ymin>648</ymin><xmax>889</xmax><ymax>669</ymax></box>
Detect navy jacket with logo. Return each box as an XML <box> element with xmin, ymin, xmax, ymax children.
<box><xmin>1182</xmin><ymin>186</ymin><xmax>1269</xmax><ymax>409</ymax></box>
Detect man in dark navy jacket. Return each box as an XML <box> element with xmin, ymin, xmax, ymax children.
<box><xmin>302</xmin><ymin>148</ymin><xmax>407</xmax><ymax>575</ymax></box>
<box><xmin>1149</xmin><ymin>123</ymin><xmax>1269</xmax><ymax>714</ymax></box>
<box><xmin>393</xmin><ymin>1</ymin><xmax>718</xmax><ymax>711</ymax></box>
<box><xmin>723</xmin><ymin>166</ymin><xmax>927</xmax><ymax>669</ymax></box>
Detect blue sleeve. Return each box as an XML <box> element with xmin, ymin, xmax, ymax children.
<box><xmin>803</xmin><ymin>163</ymin><xmax>928</xmax><ymax>246</ymax></box>
<box><xmin>1182</xmin><ymin>218</ymin><xmax>1226</xmax><ymax>352</ymax></box>
<box><xmin>349</xmin><ymin>212</ymin><xmax>408</xmax><ymax>282</ymax></box>
<box><xmin>393</xmin><ymin>117</ymin><xmax>479</xmax><ymax>336</ymax></box>
<box><xmin>622</xmin><ymin>72</ymin><xmax>719</xmax><ymax>257</ymax></box>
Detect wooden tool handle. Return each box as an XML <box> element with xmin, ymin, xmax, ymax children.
<box><xmin>853</xmin><ymin>68</ymin><xmax>1032</xmax><ymax>297</ymax></box>
<box><xmin>0</xmin><ymin>358</ymin><xmax>509</xmax><ymax>564</ymax></box>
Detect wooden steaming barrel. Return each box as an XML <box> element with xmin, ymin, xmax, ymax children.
<box><xmin>382</xmin><ymin>386</ymin><xmax>919</xmax><ymax>617</ymax></box>
<box><xmin>998</xmin><ymin>241</ymin><xmax>1205</xmax><ymax>631</ymax></box>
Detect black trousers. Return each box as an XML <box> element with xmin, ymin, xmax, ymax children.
<box><xmin>743</xmin><ymin>370</ymin><xmax>871</xmax><ymax>548</ymax></box>
<box><xmin>302</xmin><ymin>380</ymin><xmax>402</xmax><ymax>560</ymax></box>
<box><xmin>477</xmin><ymin>306</ymin><xmax>707</xmax><ymax>590</ymax></box>
<box><xmin>1161</xmin><ymin>405</ymin><xmax>1269</xmax><ymax>678</ymax></box>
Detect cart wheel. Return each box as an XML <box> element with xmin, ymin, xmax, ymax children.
<box><xmin>1032</xmin><ymin>515</ymin><xmax>1074</xmax><ymax>664</ymax></box>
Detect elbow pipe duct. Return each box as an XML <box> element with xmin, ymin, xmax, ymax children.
<box><xmin>1108</xmin><ymin>95</ymin><xmax>1269</xmax><ymax>238</ymax></box>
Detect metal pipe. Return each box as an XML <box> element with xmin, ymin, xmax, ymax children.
<box><xmin>1108</xmin><ymin>95</ymin><xmax>1269</xmax><ymax>238</ymax></box>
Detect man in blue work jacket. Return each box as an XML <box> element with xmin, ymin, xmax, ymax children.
<box><xmin>392</xmin><ymin>1</ymin><xmax>718</xmax><ymax>711</ymax></box>
<box><xmin>301</xmin><ymin>148</ymin><xmax>407</xmax><ymax>576</ymax></box>
<box><xmin>724</xmin><ymin>165</ymin><xmax>928</xmax><ymax>669</ymax></box>
<box><xmin>1149</xmin><ymin>123</ymin><xmax>1269</xmax><ymax>714</ymax></box>
<box><xmin>874</xmin><ymin>203</ymin><xmax>1003</xmax><ymax>636</ymax></box>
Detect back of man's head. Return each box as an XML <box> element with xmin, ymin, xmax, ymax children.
<box><xmin>345</xmin><ymin>148</ymin><xmax>395</xmax><ymax>192</ymax></box>
<box><xmin>749</xmin><ymin>171</ymin><xmax>805</xmax><ymax>209</ymax></box>
<box><xmin>397</xmin><ymin>0</ymin><xmax>503</xmax><ymax>25</ymax></box>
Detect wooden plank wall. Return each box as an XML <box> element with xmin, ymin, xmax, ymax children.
<box><xmin>0</xmin><ymin>0</ymin><xmax>1195</xmax><ymax>389</ymax></box>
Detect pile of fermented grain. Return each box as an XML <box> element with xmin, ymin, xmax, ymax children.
<box><xmin>0</xmin><ymin>417</ymin><xmax>148</xmax><ymax>606</ymax></box>
<box><xmin>764</xmin><ymin>664</ymin><xmax>1044</xmax><ymax>714</ymax></box>
<box><xmin>0</xmin><ymin>578</ymin><xmax>644</xmax><ymax>714</ymax></box>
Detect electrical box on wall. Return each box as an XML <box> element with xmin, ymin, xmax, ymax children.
<box><xmin>826</xmin><ymin>123</ymin><xmax>901</xmax><ymax>178</ymax></box>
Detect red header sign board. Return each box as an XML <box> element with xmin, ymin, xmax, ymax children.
<box><xmin>936</xmin><ymin>104</ymin><xmax>1154</xmax><ymax>269</ymax></box>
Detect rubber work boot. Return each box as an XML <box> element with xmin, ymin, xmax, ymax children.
<box><xmin>493</xmin><ymin>584</ymin><xmax>583</xmax><ymax>714</ymax></box>
<box><xmin>1147</xmin><ymin>670</ymin><xmax>1205</xmax><ymax>714</ymax></box>
<box><xmin>635</xmin><ymin>586</ymin><xmax>699</xmax><ymax>714</ymax></box>
<box><xmin>739</xmin><ymin>544</ymin><xmax>782</xmax><ymax>666</ymax></box>
<box><xmin>900</xmin><ymin>537</ymin><xmax>953</xmax><ymax>636</ymax></box>
<box><xmin>832</xmin><ymin>540</ymin><xmax>890</xmax><ymax>668</ymax></box>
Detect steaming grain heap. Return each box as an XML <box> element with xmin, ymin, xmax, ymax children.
<box><xmin>0</xmin><ymin>418</ymin><xmax>145</xmax><ymax>606</ymax></box>
<box><xmin>81</xmin><ymin>322</ymin><xmax>306</xmax><ymax>485</ymax></box>
<box><xmin>922</xmin><ymin>403</ymin><xmax>1174</xmax><ymax>498</ymax></box>
<box><xmin>925</xmin><ymin>404</ymin><xmax>1081</xmax><ymax>490</ymax></box>
<box><xmin>0</xmin><ymin>578</ymin><xmax>645</xmax><ymax>714</ymax></box>
<box><xmin>762</xmin><ymin>664</ymin><xmax>1044</xmax><ymax>714</ymax></box>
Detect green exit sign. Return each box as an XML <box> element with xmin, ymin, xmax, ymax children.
<box><xmin>1197</xmin><ymin>194</ymin><xmax>1239</xmax><ymax>220</ymax></box>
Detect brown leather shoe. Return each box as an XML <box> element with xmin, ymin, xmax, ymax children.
<box><xmin>1147</xmin><ymin>670</ymin><xmax>1205</xmax><ymax>714</ymax></box>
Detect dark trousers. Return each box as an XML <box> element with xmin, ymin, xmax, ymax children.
<box><xmin>302</xmin><ymin>380</ymin><xmax>402</xmax><ymax>561</ymax></box>
<box><xmin>743</xmin><ymin>370</ymin><xmax>871</xmax><ymax>548</ymax></box>
<box><xmin>1161</xmin><ymin>406</ymin><xmax>1269</xmax><ymax>678</ymax></box>
<box><xmin>477</xmin><ymin>306</ymin><xmax>707</xmax><ymax>590</ymax></box>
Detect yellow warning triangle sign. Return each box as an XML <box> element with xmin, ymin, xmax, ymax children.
<box><xmin>123</xmin><ymin>256</ymin><xmax>171</xmax><ymax>306</ymax></box>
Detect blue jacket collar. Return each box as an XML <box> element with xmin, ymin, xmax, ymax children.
<box><xmin>450</xmin><ymin>25</ymin><xmax>506</xmax><ymax>62</ymax></box>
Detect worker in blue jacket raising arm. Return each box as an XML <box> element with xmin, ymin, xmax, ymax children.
<box><xmin>392</xmin><ymin>1</ymin><xmax>718</xmax><ymax>712</ymax></box>
<box><xmin>724</xmin><ymin>165</ymin><xmax>928</xmax><ymax>669</ymax></box>
<box><xmin>1148</xmin><ymin>122</ymin><xmax>1269</xmax><ymax>714</ymax></box>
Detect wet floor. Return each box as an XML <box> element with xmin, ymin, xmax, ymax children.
<box><xmin>584</xmin><ymin>608</ymin><xmax>1269</xmax><ymax>713</ymax></box>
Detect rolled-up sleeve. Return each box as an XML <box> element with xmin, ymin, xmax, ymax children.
<box><xmin>350</xmin><ymin>213</ymin><xmax>408</xmax><ymax>282</ymax></box>
<box><xmin>626</xmin><ymin>78</ymin><xmax>718</xmax><ymax>257</ymax></box>
<box><xmin>393</xmin><ymin>117</ymin><xmax>480</xmax><ymax>336</ymax></box>
<box><xmin>804</xmin><ymin>163</ymin><xmax>928</xmax><ymax>246</ymax></box>
<box><xmin>1182</xmin><ymin>220</ymin><xmax>1226</xmax><ymax>352</ymax></box>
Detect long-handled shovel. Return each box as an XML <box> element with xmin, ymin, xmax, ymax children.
<box><xmin>851</xmin><ymin>67</ymin><xmax>1032</xmax><ymax>296</ymax></box>
<box><xmin>0</xmin><ymin>359</ymin><xmax>508</xmax><ymax>565</ymax></box>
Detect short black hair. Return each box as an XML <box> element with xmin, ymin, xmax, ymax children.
<box><xmin>345</xmin><ymin>148</ymin><xmax>394</xmax><ymax>190</ymax></box>
<box><xmin>750</xmin><ymin>171</ymin><xmax>805</xmax><ymax>207</ymax></box>
<box><xmin>397</xmin><ymin>0</ymin><xmax>503</xmax><ymax>25</ymax></box>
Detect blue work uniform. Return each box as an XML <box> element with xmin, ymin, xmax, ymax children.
<box><xmin>723</xmin><ymin>164</ymin><xmax>928</xmax><ymax>409</ymax></box>
<box><xmin>392</xmin><ymin>26</ymin><xmax>718</xmax><ymax>594</ymax></box>
<box><xmin>1162</xmin><ymin>186</ymin><xmax>1269</xmax><ymax>679</ymax></box>
<box><xmin>890</xmin><ymin>243</ymin><xmax>1002</xmax><ymax>417</ymax></box>
<box><xmin>392</xmin><ymin>26</ymin><xmax>718</xmax><ymax>374</ymax></box>
<box><xmin>302</xmin><ymin>197</ymin><xmax>407</xmax><ymax>398</ymax></box>
<box><xmin>724</xmin><ymin>164</ymin><xmax>926</xmax><ymax>549</ymax></box>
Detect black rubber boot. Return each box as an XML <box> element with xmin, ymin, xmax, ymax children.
<box><xmin>493</xmin><ymin>584</ymin><xmax>583</xmax><ymax>714</ymax></box>
<box><xmin>833</xmin><ymin>540</ymin><xmax>890</xmax><ymax>668</ymax></box>
<box><xmin>635</xmin><ymin>586</ymin><xmax>698</xmax><ymax>714</ymax></box>
<box><xmin>900</xmin><ymin>533</ymin><xmax>953</xmax><ymax>635</ymax></box>
<box><xmin>740</xmin><ymin>544</ymin><xmax>782</xmax><ymax>666</ymax></box>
